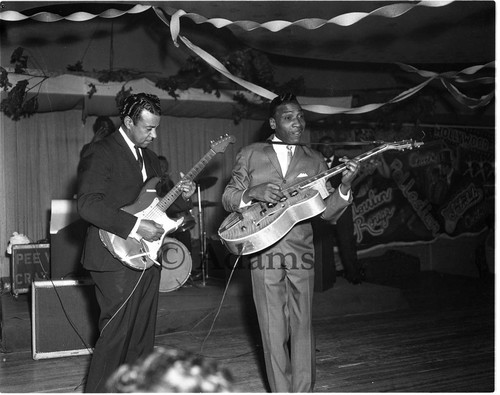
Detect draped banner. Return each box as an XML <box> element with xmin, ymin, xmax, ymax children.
<box><xmin>348</xmin><ymin>126</ymin><xmax>494</xmax><ymax>250</ymax></box>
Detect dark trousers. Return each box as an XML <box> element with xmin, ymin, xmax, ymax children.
<box><xmin>313</xmin><ymin>207</ymin><xmax>359</xmax><ymax>284</ymax></box>
<box><xmin>332</xmin><ymin>206</ymin><xmax>359</xmax><ymax>279</ymax></box>
<box><xmin>84</xmin><ymin>265</ymin><xmax>160</xmax><ymax>393</ymax></box>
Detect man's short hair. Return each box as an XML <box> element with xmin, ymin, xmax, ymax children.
<box><xmin>269</xmin><ymin>93</ymin><xmax>300</xmax><ymax>118</ymax></box>
<box><xmin>92</xmin><ymin>116</ymin><xmax>115</xmax><ymax>135</ymax></box>
<box><xmin>119</xmin><ymin>93</ymin><xmax>161</xmax><ymax>123</ymax></box>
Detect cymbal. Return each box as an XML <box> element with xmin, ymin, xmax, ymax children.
<box><xmin>196</xmin><ymin>176</ymin><xmax>218</xmax><ymax>190</ymax></box>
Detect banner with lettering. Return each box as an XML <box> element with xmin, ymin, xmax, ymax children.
<box><xmin>349</xmin><ymin>125</ymin><xmax>494</xmax><ymax>250</ymax></box>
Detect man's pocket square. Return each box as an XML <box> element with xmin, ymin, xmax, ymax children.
<box><xmin>297</xmin><ymin>173</ymin><xmax>308</xmax><ymax>178</ymax></box>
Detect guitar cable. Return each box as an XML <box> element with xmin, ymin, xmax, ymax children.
<box><xmin>100</xmin><ymin>160</ymin><xmax>162</xmax><ymax>336</ymax></box>
<box><xmin>100</xmin><ymin>264</ymin><xmax>146</xmax><ymax>336</ymax></box>
<box><xmin>100</xmin><ymin>162</ymin><xmax>192</xmax><ymax>341</ymax></box>
<box><xmin>199</xmin><ymin>254</ymin><xmax>241</xmax><ymax>353</ymax></box>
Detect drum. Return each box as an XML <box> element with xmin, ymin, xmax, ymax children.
<box><xmin>159</xmin><ymin>237</ymin><xmax>192</xmax><ymax>292</ymax></box>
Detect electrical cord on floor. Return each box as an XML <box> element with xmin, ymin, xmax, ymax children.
<box><xmin>199</xmin><ymin>254</ymin><xmax>240</xmax><ymax>353</ymax></box>
<box><xmin>155</xmin><ymin>254</ymin><xmax>262</xmax><ymax>360</ymax></box>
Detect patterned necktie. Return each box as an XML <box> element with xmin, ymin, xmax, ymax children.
<box><xmin>134</xmin><ymin>146</ymin><xmax>144</xmax><ymax>170</ymax></box>
<box><xmin>286</xmin><ymin>145</ymin><xmax>293</xmax><ymax>172</ymax></box>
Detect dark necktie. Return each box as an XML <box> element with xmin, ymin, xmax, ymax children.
<box><xmin>134</xmin><ymin>146</ymin><xmax>144</xmax><ymax>170</ymax></box>
<box><xmin>325</xmin><ymin>158</ymin><xmax>332</xmax><ymax>168</ymax></box>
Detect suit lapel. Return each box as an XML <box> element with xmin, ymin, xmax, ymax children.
<box><xmin>286</xmin><ymin>145</ymin><xmax>307</xmax><ymax>176</ymax></box>
<box><xmin>142</xmin><ymin>150</ymin><xmax>160</xmax><ymax>178</ymax></box>
<box><xmin>263</xmin><ymin>145</ymin><xmax>284</xmax><ymax>177</ymax></box>
<box><xmin>112</xmin><ymin>132</ymin><xmax>144</xmax><ymax>179</ymax></box>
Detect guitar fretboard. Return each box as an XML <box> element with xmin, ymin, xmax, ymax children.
<box><xmin>145</xmin><ymin>149</ymin><xmax>218</xmax><ymax>219</ymax></box>
<box><xmin>286</xmin><ymin>139</ymin><xmax>421</xmax><ymax>194</ymax></box>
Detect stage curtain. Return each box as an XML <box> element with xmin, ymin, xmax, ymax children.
<box><xmin>0</xmin><ymin>110</ymin><xmax>265</xmax><ymax>278</ymax></box>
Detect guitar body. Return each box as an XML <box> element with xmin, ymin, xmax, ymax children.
<box><xmin>218</xmin><ymin>139</ymin><xmax>424</xmax><ymax>256</ymax></box>
<box><xmin>98</xmin><ymin>134</ymin><xmax>236</xmax><ymax>269</ymax></box>
<box><xmin>218</xmin><ymin>188</ymin><xmax>325</xmax><ymax>255</ymax></box>
<box><xmin>99</xmin><ymin>177</ymin><xmax>183</xmax><ymax>270</ymax></box>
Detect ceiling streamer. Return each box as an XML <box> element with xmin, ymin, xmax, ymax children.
<box><xmin>167</xmin><ymin>1</ymin><xmax>455</xmax><ymax>40</ymax></box>
<box><xmin>0</xmin><ymin>4</ymin><xmax>152</xmax><ymax>22</ymax></box>
<box><xmin>1</xmin><ymin>2</ymin><xmax>493</xmax><ymax>115</ymax></box>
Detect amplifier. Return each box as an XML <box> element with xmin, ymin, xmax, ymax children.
<box><xmin>32</xmin><ymin>279</ymin><xmax>99</xmax><ymax>360</ymax></box>
<box><xmin>11</xmin><ymin>244</ymin><xmax>50</xmax><ymax>296</ymax></box>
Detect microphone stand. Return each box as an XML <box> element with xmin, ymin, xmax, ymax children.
<box><xmin>196</xmin><ymin>184</ymin><xmax>207</xmax><ymax>286</ymax></box>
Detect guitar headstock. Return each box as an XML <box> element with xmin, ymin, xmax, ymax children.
<box><xmin>385</xmin><ymin>139</ymin><xmax>424</xmax><ymax>151</ymax></box>
<box><xmin>210</xmin><ymin>134</ymin><xmax>236</xmax><ymax>153</ymax></box>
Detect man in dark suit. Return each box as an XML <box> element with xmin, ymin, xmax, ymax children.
<box><xmin>316</xmin><ymin>135</ymin><xmax>364</xmax><ymax>284</ymax></box>
<box><xmin>77</xmin><ymin>93</ymin><xmax>195</xmax><ymax>392</ymax></box>
<box><xmin>222</xmin><ymin>93</ymin><xmax>359</xmax><ymax>392</ymax></box>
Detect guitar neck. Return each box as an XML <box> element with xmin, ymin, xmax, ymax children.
<box><xmin>155</xmin><ymin>149</ymin><xmax>218</xmax><ymax>213</ymax></box>
<box><xmin>293</xmin><ymin>144</ymin><xmax>391</xmax><ymax>192</ymax></box>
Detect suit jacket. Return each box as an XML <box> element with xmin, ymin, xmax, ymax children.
<box><xmin>327</xmin><ymin>155</ymin><xmax>343</xmax><ymax>187</ymax></box>
<box><xmin>77</xmin><ymin>131</ymin><xmax>162</xmax><ymax>272</ymax></box>
<box><xmin>222</xmin><ymin>138</ymin><xmax>351</xmax><ymax>260</ymax></box>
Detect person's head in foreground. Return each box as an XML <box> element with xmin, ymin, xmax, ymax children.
<box><xmin>105</xmin><ymin>347</ymin><xmax>235</xmax><ymax>393</ymax></box>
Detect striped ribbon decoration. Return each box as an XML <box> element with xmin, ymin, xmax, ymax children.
<box><xmin>1</xmin><ymin>2</ymin><xmax>493</xmax><ymax>114</ymax></box>
<box><xmin>167</xmin><ymin>1</ymin><xmax>455</xmax><ymax>41</ymax></box>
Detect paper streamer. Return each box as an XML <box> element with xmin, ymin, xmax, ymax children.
<box><xmin>0</xmin><ymin>4</ymin><xmax>152</xmax><ymax>22</ymax></box>
<box><xmin>167</xmin><ymin>1</ymin><xmax>455</xmax><ymax>44</ymax></box>
<box><xmin>1</xmin><ymin>2</ymin><xmax>494</xmax><ymax>115</ymax></box>
<box><xmin>156</xmin><ymin>6</ymin><xmax>494</xmax><ymax>115</ymax></box>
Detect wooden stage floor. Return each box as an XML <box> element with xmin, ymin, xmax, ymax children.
<box><xmin>0</xmin><ymin>270</ymin><xmax>494</xmax><ymax>393</ymax></box>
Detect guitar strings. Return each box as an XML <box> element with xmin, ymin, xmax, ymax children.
<box><xmin>199</xmin><ymin>254</ymin><xmax>241</xmax><ymax>353</ymax></box>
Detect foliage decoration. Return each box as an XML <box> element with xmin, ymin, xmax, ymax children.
<box><xmin>10</xmin><ymin>47</ymin><xmax>28</xmax><ymax>74</ymax></box>
<box><xmin>96</xmin><ymin>68</ymin><xmax>149</xmax><ymax>83</ymax></box>
<box><xmin>0</xmin><ymin>79</ymin><xmax>39</xmax><ymax>121</ymax></box>
<box><xmin>1</xmin><ymin>46</ymin><xmax>303</xmax><ymax>123</ymax></box>
<box><xmin>0</xmin><ymin>67</ymin><xmax>12</xmax><ymax>91</ymax></box>
<box><xmin>156</xmin><ymin>56</ymin><xmax>221</xmax><ymax>99</ymax></box>
<box><xmin>1</xmin><ymin>48</ymin><xmax>44</xmax><ymax>120</ymax></box>
<box><xmin>67</xmin><ymin>60</ymin><xmax>84</xmax><ymax>73</ymax></box>
<box><xmin>156</xmin><ymin>48</ymin><xmax>304</xmax><ymax>123</ymax></box>
<box><xmin>115</xmin><ymin>85</ymin><xmax>134</xmax><ymax>110</ymax></box>
<box><xmin>87</xmin><ymin>83</ymin><xmax>97</xmax><ymax>99</ymax></box>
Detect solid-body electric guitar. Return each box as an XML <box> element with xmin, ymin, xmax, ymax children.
<box><xmin>100</xmin><ymin>134</ymin><xmax>235</xmax><ymax>270</ymax></box>
<box><xmin>218</xmin><ymin>139</ymin><xmax>423</xmax><ymax>256</ymax></box>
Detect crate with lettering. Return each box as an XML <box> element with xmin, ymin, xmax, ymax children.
<box><xmin>11</xmin><ymin>244</ymin><xmax>50</xmax><ymax>296</ymax></box>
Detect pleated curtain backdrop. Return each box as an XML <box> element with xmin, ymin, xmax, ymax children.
<box><xmin>0</xmin><ymin>110</ymin><xmax>265</xmax><ymax>278</ymax></box>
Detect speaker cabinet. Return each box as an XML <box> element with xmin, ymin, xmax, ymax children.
<box><xmin>32</xmin><ymin>279</ymin><xmax>99</xmax><ymax>360</ymax></box>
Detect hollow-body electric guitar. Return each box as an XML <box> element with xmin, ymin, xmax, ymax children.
<box><xmin>100</xmin><ymin>134</ymin><xmax>235</xmax><ymax>270</ymax></box>
<box><xmin>218</xmin><ymin>139</ymin><xmax>423</xmax><ymax>256</ymax></box>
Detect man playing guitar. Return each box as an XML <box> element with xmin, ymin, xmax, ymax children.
<box><xmin>77</xmin><ymin>93</ymin><xmax>195</xmax><ymax>392</ymax></box>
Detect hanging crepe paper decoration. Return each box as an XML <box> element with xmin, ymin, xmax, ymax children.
<box><xmin>0</xmin><ymin>1</ymin><xmax>494</xmax><ymax>115</ymax></box>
